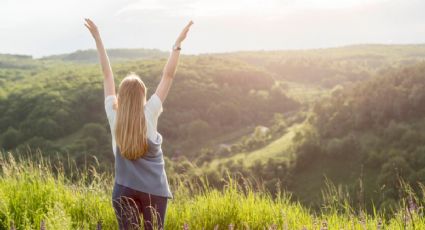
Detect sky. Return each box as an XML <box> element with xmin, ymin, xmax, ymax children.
<box><xmin>0</xmin><ymin>0</ymin><xmax>425</xmax><ymax>57</ymax></box>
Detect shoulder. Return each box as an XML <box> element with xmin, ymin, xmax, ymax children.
<box><xmin>105</xmin><ymin>95</ymin><xmax>117</xmax><ymax>106</ymax></box>
<box><xmin>145</xmin><ymin>93</ymin><xmax>163</xmax><ymax>115</ymax></box>
<box><xmin>105</xmin><ymin>95</ymin><xmax>117</xmax><ymax>124</ymax></box>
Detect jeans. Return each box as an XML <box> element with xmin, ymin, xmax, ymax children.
<box><xmin>112</xmin><ymin>183</ymin><xmax>168</xmax><ymax>230</ymax></box>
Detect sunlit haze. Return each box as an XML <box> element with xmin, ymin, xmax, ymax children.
<box><xmin>1</xmin><ymin>0</ymin><xmax>424</xmax><ymax>57</ymax></box>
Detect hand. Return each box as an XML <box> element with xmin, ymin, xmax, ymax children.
<box><xmin>175</xmin><ymin>21</ymin><xmax>194</xmax><ymax>46</ymax></box>
<box><xmin>84</xmin><ymin>18</ymin><xmax>100</xmax><ymax>40</ymax></box>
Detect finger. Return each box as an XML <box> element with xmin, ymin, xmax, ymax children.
<box><xmin>85</xmin><ymin>18</ymin><xmax>95</xmax><ymax>27</ymax></box>
<box><xmin>85</xmin><ymin>19</ymin><xmax>92</xmax><ymax>27</ymax></box>
<box><xmin>84</xmin><ymin>23</ymin><xmax>91</xmax><ymax>30</ymax></box>
<box><xmin>184</xmin><ymin>21</ymin><xmax>193</xmax><ymax>31</ymax></box>
<box><xmin>183</xmin><ymin>21</ymin><xmax>193</xmax><ymax>34</ymax></box>
<box><xmin>181</xmin><ymin>27</ymin><xmax>190</xmax><ymax>35</ymax></box>
<box><xmin>84</xmin><ymin>21</ymin><xmax>92</xmax><ymax>29</ymax></box>
<box><xmin>187</xmin><ymin>21</ymin><xmax>194</xmax><ymax>29</ymax></box>
<box><xmin>88</xmin><ymin>19</ymin><xmax>96</xmax><ymax>27</ymax></box>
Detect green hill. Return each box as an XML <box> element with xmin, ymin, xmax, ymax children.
<box><xmin>2</xmin><ymin>44</ymin><xmax>425</xmax><ymax>209</ymax></box>
<box><xmin>289</xmin><ymin>62</ymin><xmax>425</xmax><ymax>208</ymax></box>
<box><xmin>192</xmin><ymin>48</ymin><xmax>425</xmax><ymax>210</ymax></box>
<box><xmin>0</xmin><ymin>53</ymin><xmax>300</xmax><ymax>169</ymax></box>
<box><xmin>208</xmin><ymin>61</ymin><xmax>425</xmax><ymax>210</ymax></box>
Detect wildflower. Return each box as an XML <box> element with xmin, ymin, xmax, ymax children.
<box><xmin>359</xmin><ymin>211</ymin><xmax>366</xmax><ymax>230</ymax></box>
<box><xmin>321</xmin><ymin>220</ymin><xmax>328</xmax><ymax>230</ymax></box>
<box><xmin>40</xmin><ymin>220</ymin><xmax>46</xmax><ymax>230</ymax></box>
<box><xmin>408</xmin><ymin>196</ymin><xmax>418</xmax><ymax>214</ymax></box>
<box><xmin>183</xmin><ymin>223</ymin><xmax>189</xmax><ymax>230</ymax></box>
<box><xmin>228</xmin><ymin>223</ymin><xmax>234</xmax><ymax>230</ymax></box>
<box><xmin>377</xmin><ymin>218</ymin><xmax>383</xmax><ymax>230</ymax></box>
<box><xmin>268</xmin><ymin>224</ymin><xmax>278</xmax><ymax>230</ymax></box>
<box><xmin>312</xmin><ymin>217</ymin><xmax>318</xmax><ymax>229</ymax></box>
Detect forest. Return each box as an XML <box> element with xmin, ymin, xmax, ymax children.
<box><xmin>2</xmin><ymin>44</ymin><xmax>425</xmax><ymax>212</ymax></box>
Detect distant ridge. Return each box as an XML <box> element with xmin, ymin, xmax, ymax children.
<box><xmin>0</xmin><ymin>53</ymin><xmax>33</xmax><ymax>60</ymax></box>
<box><xmin>41</xmin><ymin>48</ymin><xmax>168</xmax><ymax>63</ymax></box>
<box><xmin>3</xmin><ymin>44</ymin><xmax>425</xmax><ymax>62</ymax></box>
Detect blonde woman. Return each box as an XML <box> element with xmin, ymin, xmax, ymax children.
<box><xmin>84</xmin><ymin>18</ymin><xmax>193</xmax><ymax>230</ymax></box>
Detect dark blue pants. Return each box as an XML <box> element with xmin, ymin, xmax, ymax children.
<box><xmin>112</xmin><ymin>183</ymin><xmax>168</xmax><ymax>230</ymax></box>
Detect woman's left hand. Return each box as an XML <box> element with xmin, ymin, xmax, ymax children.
<box><xmin>175</xmin><ymin>21</ymin><xmax>194</xmax><ymax>46</ymax></box>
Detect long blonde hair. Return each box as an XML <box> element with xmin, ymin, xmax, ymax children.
<box><xmin>115</xmin><ymin>73</ymin><xmax>148</xmax><ymax>160</ymax></box>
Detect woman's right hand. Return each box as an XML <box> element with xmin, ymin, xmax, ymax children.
<box><xmin>84</xmin><ymin>18</ymin><xmax>101</xmax><ymax>40</ymax></box>
<box><xmin>84</xmin><ymin>18</ymin><xmax>115</xmax><ymax>97</ymax></box>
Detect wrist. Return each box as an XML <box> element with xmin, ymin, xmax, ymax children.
<box><xmin>172</xmin><ymin>43</ymin><xmax>181</xmax><ymax>51</ymax></box>
<box><xmin>93</xmin><ymin>32</ymin><xmax>101</xmax><ymax>40</ymax></box>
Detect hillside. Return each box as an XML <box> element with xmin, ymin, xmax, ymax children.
<box><xmin>225</xmin><ymin>44</ymin><xmax>425</xmax><ymax>88</ymax></box>
<box><xmin>290</xmin><ymin>62</ymin><xmax>425</xmax><ymax>208</ymax></box>
<box><xmin>0</xmin><ymin>53</ymin><xmax>300</xmax><ymax>169</ymax></box>
<box><xmin>2</xmin><ymin>44</ymin><xmax>425</xmax><ymax>209</ymax></box>
<box><xmin>202</xmin><ymin>61</ymin><xmax>425</xmax><ymax>210</ymax></box>
<box><xmin>182</xmin><ymin>47</ymin><xmax>425</xmax><ymax>210</ymax></box>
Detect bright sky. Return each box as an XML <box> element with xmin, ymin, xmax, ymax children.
<box><xmin>0</xmin><ymin>0</ymin><xmax>424</xmax><ymax>57</ymax></box>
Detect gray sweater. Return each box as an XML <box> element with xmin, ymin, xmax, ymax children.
<box><xmin>114</xmin><ymin>133</ymin><xmax>173</xmax><ymax>199</ymax></box>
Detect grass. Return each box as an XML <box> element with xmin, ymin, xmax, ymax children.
<box><xmin>0</xmin><ymin>151</ymin><xmax>424</xmax><ymax>229</ymax></box>
<box><xmin>207</xmin><ymin>124</ymin><xmax>302</xmax><ymax>169</ymax></box>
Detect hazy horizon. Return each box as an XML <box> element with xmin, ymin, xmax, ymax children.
<box><xmin>1</xmin><ymin>0</ymin><xmax>425</xmax><ymax>57</ymax></box>
<box><xmin>4</xmin><ymin>42</ymin><xmax>425</xmax><ymax>59</ymax></box>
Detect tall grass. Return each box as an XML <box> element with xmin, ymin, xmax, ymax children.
<box><xmin>0</xmin><ymin>151</ymin><xmax>424</xmax><ymax>229</ymax></box>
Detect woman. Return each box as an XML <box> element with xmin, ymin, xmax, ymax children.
<box><xmin>84</xmin><ymin>18</ymin><xmax>193</xmax><ymax>230</ymax></box>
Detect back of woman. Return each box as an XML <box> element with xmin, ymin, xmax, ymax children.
<box><xmin>106</xmin><ymin>91</ymin><xmax>173</xmax><ymax>198</ymax></box>
<box><xmin>85</xmin><ymin>18</ymin><xmax>193</xmax><ymax>230</ymax></box>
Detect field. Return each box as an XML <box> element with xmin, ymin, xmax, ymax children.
<box><xmin>207</xmin><ymin>124</ymin><xmax>303</xmax><ymax>169</ymax></box>
<box><xmin>1</xmin><ymin>152</ymin><xmax>423</xmax><ymax>230</ymax></box>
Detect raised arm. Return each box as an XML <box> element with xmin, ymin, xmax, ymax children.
<box><xmin>84</xmin><ymin>18</ymin><xmax>116</xmax><ymax>98</ymax></box>
<box><xmin>155</xmin><ymin>21</ymin><xmax>194</xmax><ymax>103</ymax></box>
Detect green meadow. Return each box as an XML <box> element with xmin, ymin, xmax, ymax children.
<box><xmin>0</xmin><ymin>152</ymin><xmax>423</xmax><ymax>230</ymax></box>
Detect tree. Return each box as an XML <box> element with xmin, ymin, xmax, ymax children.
<box><xmin>185</xmin><ymin>119</ymin><xmax>210</xmax><ymax>140</ymax></box>
<box><xmin>1</xmin><ymin>127</ymin><xmax>21</xmax><ymax>150</ymax></box>
<box><xmin>206</xmin><ymin>102</ymin><xmax>240</xmax><ymax>126</ymax></box>
<box><xmin>378</xmin><ymin>155</ymin><xmax>413</xmax><ymax>198</ymax></box>
<box><xmin>36</xmin><ymin>118</ymin><xmax>60</xmax><ymax>139</ymax></box>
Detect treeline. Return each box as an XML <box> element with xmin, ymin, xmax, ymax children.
<box><xmin>225</xmin><ymin>44</ymin><xmax>425</xmax><ymax>87</ymax></box>
<box><xmin>42</xmin><ymin>48</ymin><xmax>168</xmax><ymax>63</ymax></box>
<box><xmin>185</xmin><ymin>61</ymin><xmax>425</xmax><ymax>211</ymax></box>
<box><xmin>291</xmin><ymin>62</ymin><xmax>425</xmax><ymax>210</ymax></box>
<box><xmin>0</xmin><ymin>55</ymin><xmax>300</xmax><ymax>168</ymax></box>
